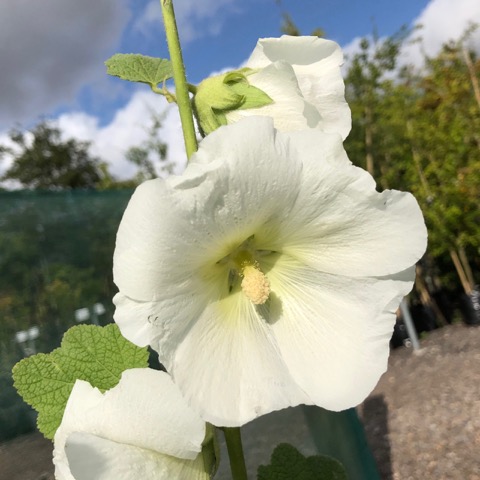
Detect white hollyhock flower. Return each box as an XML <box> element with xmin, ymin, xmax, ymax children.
<box><xmin>225</xmin><ymin>36</ymin><xmax>351</xmax><ymax>139</ymax></box>
<box><xmin>53</xmin><ymin>369</ymin><xmax>211</xmax><ymax>480</ymax></box>
<box><xmin>113</xmin><ymin>117</ymin><xmax>427</xmax><ymax>427</ymax></box>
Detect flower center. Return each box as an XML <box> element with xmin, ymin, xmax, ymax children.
<box><xmin>218</xmin><ymin>236</ymin><xmax>272</xmax><ymax>304</ymax></box>
<box><xmin>240</xmin><ymin>264</ymin><xmax>270</xmax><ymax>305</ymax></box>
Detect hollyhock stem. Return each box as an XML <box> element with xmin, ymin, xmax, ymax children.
<box><xmin>223</xmin><ymin>427</ymin><xmax>248</xmax><ymax>480</ymax></box>
<box><xmin>160</xmin><ymin>0</ymin><xmax>198</xmax><ymax>159</ymax></box>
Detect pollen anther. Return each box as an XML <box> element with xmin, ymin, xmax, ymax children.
<box><xmin>241</xmin><ymin>264</ymin><xmax>270</xmax><ymax>305</ymax></box>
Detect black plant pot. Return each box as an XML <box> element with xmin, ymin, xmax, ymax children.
<box><xmin>458</xmin><ymin>288</ymin><xmax>480</xmax><ymax>326</ymax></box>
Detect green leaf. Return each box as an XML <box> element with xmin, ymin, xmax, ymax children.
<box><xmin>12</xmin><ymin>324</ymin><xmax>149</xmax><ymax>439</ymax></box>
<box><xmin>257</xmin><ymin>443</ymin><xmax>347</xmax><ymax>480</ymax></box>
<box><xmin>105</xmin><ymin>54</ymin><xmax>173</xmax><ymax>90</ymax></box>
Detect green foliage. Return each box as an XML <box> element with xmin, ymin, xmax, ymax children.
<box><xmin>343</xmin><ymin>25</ymin><xmax>480</xmax><ymax>290</ymax></box>
<box><xmin>0</xmin><ymin>121</ymin><xmax>104</xmax><ymax>189</ymax></box>
<box><xmin>105</xmin><ymin>54</ymin><xmax>173</xmax><ymax>93</ymax></box>
<box><xmin>277</xmin><ymin>8</ymin><xmax>325</xmax><ymax>38</ymax></box>
<box><xmin>344</xmin><ymin>26</ymin><xmax>410</xmax><ymax>179</ymax></box>
<box><xmin>280</xmin><ymin>13</ymin><xmax>301</xmax><ymax>36</ymax></box>
<box><xmin>406</xmin><ymin>41</ymin><xmax>480</xmax><ymax>259</ymax></box>
<box><xmin>0</xmin><ymin>190</ymin><xmax>133</xmax><ymax>343</ymax></box>
<box><xmin>257</xmin><ymin>443</ymin><xmax>347</xmax><ymax>480</ymax></box>
<box><xmin>12</xmin><ymin>324</ymin><xmax>149</xmax><ymax>439</ymax></box>
<box><xmin>125</xmin><ymin>110</ymin><xmax>171</xmax><ymax>180</ymax></box>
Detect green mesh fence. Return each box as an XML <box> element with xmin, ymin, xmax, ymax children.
<box><xmin>0</xmin><ymin>189</ymin><xmax>134</xmax><ymax>441</ymax></box>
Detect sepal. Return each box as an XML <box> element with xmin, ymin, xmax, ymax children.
<box><xmin>193</xmin><ymin>70</ymin><xmax>273</xmax><ymax>135</ymax></box>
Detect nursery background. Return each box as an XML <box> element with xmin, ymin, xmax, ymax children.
<box><xmin>0</xmin><ymin>0</ymin><xmax>479</xmax><ymax>478</ymax></box>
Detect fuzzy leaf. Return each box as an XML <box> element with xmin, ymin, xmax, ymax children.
<box><xmin>257</xmin><ymin>443</ymin><xmax>347</xmax><ymax>480</ymax></box>
<box><xmin>12</xmin><ymin>324</ymin><xmax>149</xmax><ymax>439</ymax></box>
<box><xmin>105</xmin><ymin>54</ymin><xmax>173</xmax><ymax>89</ymax></box>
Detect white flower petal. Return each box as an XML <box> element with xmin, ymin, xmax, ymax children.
<box><xmin>112</xmin><ymin>293</ymin><xmax>199</xmax><ymax>371</ymax></box>
<box><xmin>113</xmin><ymin>293</ymin><xmax>164</xmax><ymax>347</ymax></box>
<box><xmin>171</xmin><ymin>292</ymin><xmax>310</xmax><ymax>427</ymax></box>
<box><xmin>113</xmin><ymin>178</ymin><xmax>203</xmax><ymax>302</ymax></box>
<box><xmin>114</xmin><ymin>117</ymin><xmax>302</xmax><ymax>303</ymax></box>
<box><xmin>59</xmin><ymin>432</ymin><xmax>208</xmax><ymax>480</ymax></box>
<box><xmin>113</xmin><ymin>117</ymin><xmax>306</xmax><ymax>368</ymax></box>
<box><xmin>286</xmin><ymin>187</ymin><xmax>427</xmax><ymax>277</ymax></box>
<box><xmin>53</xmin><ymin>369</ymin><xmax>206</xmax><ymax>479</ymax></box>
<box><xmin>113</xmin><ymin>292</ymin><xmax>211</xmax><ymax>372</ymax></box>
<box><xmin>246</xmin><ymin>36</ymin><xmax>351</xmax><ymax>139</ymax></box>
<box><xmin>262</xmin><ymin>128</ymin><xmax>428</xmax><ymax>277</ymax></box>
<box><xmin>265</xmin><ymin>254</ymin><xmax>415</xmax><ymax>410</ymax></box>
<box><xmin>114</xmin><ymin>264</ymin><xmax>311</xmax><ymax>427</ymax></box>
<box><xmin>248</xmin><ymin>36</ymin><xmax>343</xmax><ymax>70</ymax></box>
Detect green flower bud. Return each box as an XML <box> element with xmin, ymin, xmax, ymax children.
<box><xmin>193</xmin><ymin>69</ymin><xmax>273</xmax><ymax>136</ymax></box>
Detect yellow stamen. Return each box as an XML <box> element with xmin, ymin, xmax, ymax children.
<box><xmin>241</xmin><ymin>265</ymin><xmax>270</xmax><ymax>305</ymax></box>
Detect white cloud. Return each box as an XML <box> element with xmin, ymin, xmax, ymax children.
<box><xmin>403</xmin><ymin>0</ymin><xmax>480</xmax><ymax>67</ymax></box>
<box><xmin>135</xmin><ymin>0</ymin><xmax>241</xmax><ymax>43</ymax></box>
<box><xmin>342</xmin><ymin>0</ymin><xmax>480</xmax><ymax>71</ymax></box>
<box><xmin>413</xmin><ymin>0</ymin><xmax>480</xmax><ymax>56</ymax></box>
<box><xmin>57</xmin><ymin>90</ymin><xmax>187</xmax><ymax>180</ymax></box>
<box><xmin>0</xmin><ymin>131</ymin><xmax>21</xmax><ymax>180</ymax></box>
<box><xmin>0</xmin><ymin>0</ymin><xmax>129</xmax><ymax>129</ymax></box>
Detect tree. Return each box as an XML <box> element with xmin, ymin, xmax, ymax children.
<box><xmin>1</xmin><ymin>120</ymin><xmax>104</xmax><ymax>189</ymax></box>
<box><xmin>125</xmin><ymin>110</ymin><xmax>171</xmax><ymax>183</ymax></box>
<box><xmin>279</xmin><ymin>12</ymin><xmax>325</xmax><ymax>38</ymax></box>
<box><xmin>274</xmin><ymin>1</ymin><xmax>325</xmax><ymax>38</ymax></box>
<box><xmin>344</xmin><ymin>27</ymin><xmax>409</xmax><ymax>178</ymax></box>
<box><xmin>405</xmin><ymin>40</ymin><xmax>480</xmax><ymax>293</ymax></box>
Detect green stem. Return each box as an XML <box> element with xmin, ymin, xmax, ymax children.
<box><xmin>160</xmin><ymin>0</ymin><xmax>198</xmax><ymax>159</ymax></box>
<box><xmin>223</xmin><ymin>427</ymin><xmax>248</xmax><ymax>480</ymax></box>
<box><xmin>187</xmin><ymin>83</ymin><xmax>198</xmax><ymax>94</ymax></box>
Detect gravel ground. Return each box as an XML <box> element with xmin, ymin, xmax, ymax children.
<box><xmin>1</xmin><ymin>323</ymin><xmax>478</xmax><ymax>480</ymax></box>
<box><xmin>358</xmin><ymin>323</ymin><xmax>480</xmax><ymax>480</ymax></box>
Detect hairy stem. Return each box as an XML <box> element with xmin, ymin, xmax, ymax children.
<box><xmin>160</xmin><ymin>0</ymin><xmax>198</xmax><ymax>159</ymax></box>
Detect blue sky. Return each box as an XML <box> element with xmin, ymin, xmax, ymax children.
<box><xmin>1</xmin><ymin>0</ymin><xmax>479</xmax><ymax>179</ymax></box>
<box><xmin>123</xmin><ymin>0</ymin><xmax>430</xmax><ymax>81</ymax></box>
<box><xmin>74</xmin><ymin>0</ymin><xmax>432</xmax><ymax>127</ymax></box>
